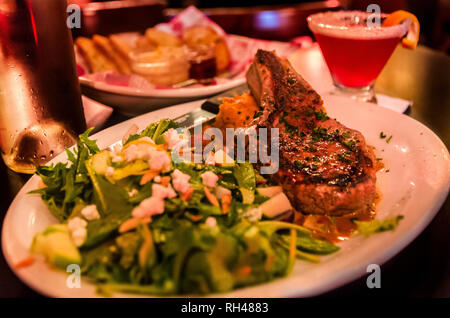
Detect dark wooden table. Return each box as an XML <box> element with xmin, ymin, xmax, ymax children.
<box><xmin>0</xmin><ymin>44</ymin><xmax>449</xmax><ymax>298</ymax></box>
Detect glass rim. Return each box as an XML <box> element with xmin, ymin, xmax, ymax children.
<box><xmin>307</xmin><ymin>10</ymin><xmax>411</xmax><ymax>39</ymax></box>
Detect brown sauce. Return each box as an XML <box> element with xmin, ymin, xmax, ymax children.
<box><xmin>293</xmin><ymin>191</ymin><xmax>382</xmax><ymax>243</ymax></box>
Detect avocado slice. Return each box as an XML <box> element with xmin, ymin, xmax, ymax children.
<box><xmin>91</xmin><ymin>150</ymin><xmax>111</xmax><ymax>175</ymax></box>
<box><xmin>240</xmin><ymin>188</ymin><xmax>255</xmax><ymax>205</ymax></box>
<box><xmin>260</xmin><ymin>192</ymin><xmax>293</xmax><ymax>219</ymax></box>
<box><xmin>112</xmin><ymin>159</ymin><xmax>149</xmax><ymax>180</ymax></box>
<box><xmin>30</xmin><ymin>224</ymin><xmax>81</xmax><ymax>270</ymax></box>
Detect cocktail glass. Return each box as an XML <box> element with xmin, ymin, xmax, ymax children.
<box><xmin>307</xmin><ymin>11</ymin><xmax>411</xmax><ymax>103</ymax></box>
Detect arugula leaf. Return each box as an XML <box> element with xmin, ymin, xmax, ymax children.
<box><xmin>280</xmin><ymin>233</ymin><xmax>339</xmax><ymax>255</ymax></box>
<box><xmin>233</xmin><ymin>162</ymin><xmax>256</xmax><ymax>190</ymax></box>
<box><xmin>30</xmin><ymin>128</ymin><xmax>100</xmax><ymax>221</ymax></box>
<box><xmin>83</xmin><ymin>163</ymin><xmax>134</xmax><ymax>247</ymax></box>
<box><xmin>125</xmin><ymin>119</ymin><xmax>178</xmax><ymax>145</ymax></box>
<box><xmin>79</xmin><ymin>127</ymin><xmax>100</xmax><ymax>154</ymax></box>
<box><xmin>233</xmin><ymin>163</ymin><xmax>256</xmax><ymax>204</ymax></box>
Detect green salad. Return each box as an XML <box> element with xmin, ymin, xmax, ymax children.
<box><xmin>29</xmin><ymin>119</ymin><xmax>341</xmax><ymax>296</ymax></box>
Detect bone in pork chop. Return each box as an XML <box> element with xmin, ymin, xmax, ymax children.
<box><xmin>246</xmin><ymin>49</ymin><xmax>377</xmax><ymax>216</ymax></box>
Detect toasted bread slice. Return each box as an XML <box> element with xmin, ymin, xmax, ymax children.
<box><xmin>75</xmin><ymin>37</ymin><xmax>118</xmax><ymax>73</ymax></box>
<box><xmin>93</xmin><ymin>35</ymin><xmax>131</xmax><ymax>74</ymax></box>
<box><xmin>108</xmin><ymin>34</ymin><xmax>133</xmax><ymax>60</ymax></box>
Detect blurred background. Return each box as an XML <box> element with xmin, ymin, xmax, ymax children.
<box><xmin>68</xmin><ymin>0</ymin><xmax>450</xmax><ymax>53</ymax></box>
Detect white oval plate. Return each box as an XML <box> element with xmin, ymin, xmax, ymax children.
<box><xmin>79</xmin><ymin>76</ymin><xmax>246</xmax><ymax>116</ymax></box>
<box><xmin>2</xmin><ymin>95</ymin><xmax>449</xmax><ymax>297</ymax></box>
<box><xmin>79</xmin><ymin>76</ymin><xmax>246</xmax><ymax>99</ymax></box>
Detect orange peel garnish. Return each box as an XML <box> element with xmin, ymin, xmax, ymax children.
<box><xmin>382</xmin><ymin>10</ymin><xmax>420</xmax><ymax>49</ymax></box>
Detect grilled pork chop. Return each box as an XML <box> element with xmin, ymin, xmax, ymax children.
<box><xmin>246</xmin><ymin>50</ymin><xmax>377</xmax><ymax>216</ymax></box>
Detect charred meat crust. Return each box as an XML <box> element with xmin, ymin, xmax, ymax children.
<box><xmin>246</xmin><ymin>49</ymin><xmax>377</xmax><ymax>216</ymax></box>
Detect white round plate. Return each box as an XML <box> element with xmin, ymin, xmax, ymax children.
<box><xmin>79</xmin><ymin>76</ymin><xmax>246</xmax><ymax>116</ymax></box>
<box><xmin>2</xmin><ymin>95</ymin><xmax>449</xmax><ymax>297</ymax></box>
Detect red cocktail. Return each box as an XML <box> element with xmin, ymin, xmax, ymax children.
<box><xmin>307</xmin><ymin>11</ymin><xmax>411</xmax><ymax>102</ymax></box>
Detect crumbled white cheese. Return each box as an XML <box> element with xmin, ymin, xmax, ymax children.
<box><xmin>148</xmin><ymin>150</ymin><xmax>171</xmax><ymax>172</ymax></box>
<box><xmin>80</xmin><ymin>204</ymin><xmax>101</xmax><ymax>221</ymax></box>
<box><xmin>122</xmin><ymin>140</ymin><xmax>170</xmax><ymax>172</ymax></box>
<box><xmin>171</xmin><ymin>169</ymin><xmax>191</xmax><ymax>193</ymax></box>
<box><xmin>111</xmin><ymin>154</ymin><xmax>123</xmax><ymax>163</ymax></box>
<box><xmin>131</xmin><ymin>196</ymin><xmax>165</xmax><ymax>219</ymax></box>
<box><xmin>123</xmin><ymin>144</ymin><xmax>140</xmax><ymax>162</ymax></box>
<box><xmin>242</xmin><ymin>207</ymin><xmax>262</xmax><ymax>222</ymax></box>
<box><xmin>111</xmin><ymin>144</ymin><xmax>124</xmax><ymax>163</ymax></box>
<box><xmin>128</xmin><ymin>188</ymin><xmax>138</xmax><ymax>197</ymax></box>
<box><xmin>164</xmin><ymin>128</ymin><xmax>190</xmax><ymax>151</ymax></box>
<box><xmin>122</xmin><ymin>139</ymin><xmax>156</xmax><ymax>162</ymax></box>
<box><xmin>67</xmin><ymin>217</ymin><xmax>87</xmax><ymax>247</ymax></box>
<box><xmin>163</xmin><ymin>128</ymin><xmax>180</xmax><ymax>150</ymax></box>
<box><xmin>152</xmin><ymin>183</ymin><xmax>177</xmax><ymax>199</ymax></box>
<box><xmin>154</xmin><ymin>175</ymin><xmax>161</xmax><ymax>183</ymax></box>
<box><xmin>105</xmin><ymin>166</ymin><xmax>115</xmax><ymax>177</ymax></box>
<box><xmin>201</xmin><ymin>171</ymin><xmax>219</xmax><ymax>188</ymax></box>
<box><xmin>205</xmin><ymin>217</ymin><xmax>217</xmax><ymax>227</ymax></box>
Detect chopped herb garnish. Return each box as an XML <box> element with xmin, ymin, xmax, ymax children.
<box><xmin>314</xmin><ymin>110</ymin><xmax>329</xmax><ymax>122</ymax></box>
<box><xmin>294</xmin><ymin>160</ymin><xmax>304</xmax><ymax>170</ymax></box>
<box><xmin>337</xmin><ymin>153</ymin><xmax>352</xmax><ymax>164</ymax></box>
<box><xmin>380</xmin><ymin>132</ymin><xmax>387</xmax><ymax>139</ymax></box>
<box><xmin>342</xmin><ymin>132</ymin><xmax>351</xmax><ymax>138</ymax></box>
<box><xmin>312</xmin><ymin>126</ymin><xmax>330</xmax><ymax>142</ymax></box>
<box><xmin>287</xmin><ymin>78</ymin><xmax>295</xmax><ymax>84</ymax></box>
<box><xmin>253</xmin><ymin>111</ymin><xmax>263</xmax><ymax>119</ymax></box>
<box><xmin>341</xmin><ymin>140</ymin><xmax>355</xmax><ymax>150</ymax></box>
<box><xmin>386</xmin><ymin>135</ymin><xmax>393</xmax><ymax>143</ymax></box>
<box><xmin>280</xmin><ymin>113</ymin><xmax>301</xmax><ymax>136</ymax></box>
